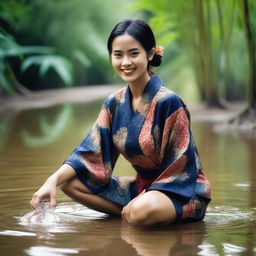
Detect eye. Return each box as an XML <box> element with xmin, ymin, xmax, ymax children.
<box><xmin>112</xmin><ymin>52</ymin><xmax>122</xmax><ymax>58</ymax></box>
<box><xmin>130</xmin><ymin>51</ymin><xmax>139</xmax><ymax>57</ymax></box>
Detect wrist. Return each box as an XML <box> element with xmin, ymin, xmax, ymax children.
<box><xmin>46</xmin><ymin>175</ymin><xmax>58</xmax><ymax>185</ymax></box>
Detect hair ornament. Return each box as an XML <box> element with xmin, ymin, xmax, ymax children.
<box><xmin>153</xmin><ymin>45</ymin><xmax>164</xmax><ymax>56</ymax></box>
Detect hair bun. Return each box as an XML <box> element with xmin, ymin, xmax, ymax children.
<box><xmin>149</xmin><ymin>54</ymin><xmax>162</xmax><ymax>67</ymax></box>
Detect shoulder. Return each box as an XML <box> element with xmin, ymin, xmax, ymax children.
<box><xmin>155</xmin><ymin>86</ymin><xmax>185</xmax><ymax>114</ymax></box>
<box><xmin>102</xmin><ymin>86</ymin><xmax>126</xmax><ymax>113</ymax></box>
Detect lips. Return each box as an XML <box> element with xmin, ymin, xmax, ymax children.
<box><xmin>121</xmin><ymin>68</ymin><xmax>136</xmax><ymax>75</ymax></box>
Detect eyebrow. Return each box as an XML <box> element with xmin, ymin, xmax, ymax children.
<box><xmin>113</xmin><ymin>48</ymin><xmax>140</xmax><ymax>53</ymax></box>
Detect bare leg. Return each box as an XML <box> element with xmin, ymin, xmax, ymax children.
<box><xmin>121</xmin><ymin>190</ymin><xmax>176</xmax><ymax>227</ymax></box>
<box><xmin>60</xmin><ymin>177</ymin><xmax>123</xmax><ymax>215</ymax></box>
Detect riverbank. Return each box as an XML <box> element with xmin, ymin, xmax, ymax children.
<box><xmin>0</xmin><ymin>85</ymin><xmax>119</xmax><ymax>114</ymax></box>
<box><xmin>0</xmin><ymin>85</ymin><xmax>246</xmax><ymax>123</ymax></box>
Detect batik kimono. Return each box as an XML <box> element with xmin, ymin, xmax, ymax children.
<box><xmin>64</xmin><ymin>74</ymin><xmax>211</xmax><ymax>221</ymax></box>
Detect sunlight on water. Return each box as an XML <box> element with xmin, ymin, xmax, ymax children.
<box><xmin>198</xmin><ymin>242</ymin><xmax>219</xmax><ymax>256</ymax></box>
<box><xmin>0</xmin><ymin>230</ymin><xmax>36</xmax><ymax>237</ymax></box>
<box><xmin>25</xmin><ymin>246</ymin><xmax>79</xmax><ymax>256</ymax></box>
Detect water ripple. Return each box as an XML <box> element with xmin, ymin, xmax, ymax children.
<box><xmin>204</xmin><ymin>205</ymin><xmax>255</xmax><ymax>226</ymax></box>
<box><xmin>222</xmin><ymin>243</ymin><xmax>246</xmax><ymax>255</ymax></box>
<box><xmin>16</xmin><ymin>202</ymin><xmax>110</xmax><ymax>236</ymax></box>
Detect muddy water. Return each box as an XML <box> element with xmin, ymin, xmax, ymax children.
<box><xmin>0</xmin><ymin>101</ymin><xmax>255</xmax><ymax>256</ymax></box>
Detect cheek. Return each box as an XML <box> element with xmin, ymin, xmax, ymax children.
<box><xmin>111</xmin><ymin>58</ymin><xmax>120</xmax><ymax>71</ymax></box>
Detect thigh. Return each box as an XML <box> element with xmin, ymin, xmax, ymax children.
<box><xmin>60</xmin><ymin>176</ymin><xmax>92</xmax><ymax>194</ymax></box>
<box><xmin>60</xmin><ymin>176</ymin><xmax>123</xmax><ymax>215</ymax></box>
<box><xmin>61</xmin><ymin>175</ymin><xmax>137</xmax><ymax>207</ymax></box>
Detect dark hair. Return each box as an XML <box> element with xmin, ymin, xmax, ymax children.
<box><xmin>107</xmin><ymin>19</ymin><xmax>162</xmax><ymax>67</ymax></box>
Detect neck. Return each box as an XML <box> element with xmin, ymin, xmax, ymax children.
<box><xmin>129</xmin><ymin>73</ymin><xmax>150</xmax><ymax>99</ymax></box>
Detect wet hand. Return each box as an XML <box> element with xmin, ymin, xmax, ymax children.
<box><xmin>121</xmin><ymin>204</ymin><xmax>131</xmax><ymax>223</ymax></box>
<box><xmin>121</xmin><ymin>189</ymin><xmax>146</xmax><ymax>224</ymax></box>
<box><xmin>30</xmin><ymin>177</ymin><xmax>57</xmax><ymax>210</ymax></box>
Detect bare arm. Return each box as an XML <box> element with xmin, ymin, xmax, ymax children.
<box><xmin>30</xmin><ymin>164</ymin><xmax>76</xmax><ymax>210</ymax></box>
<box><xmin>48</xmin><ymin>164</ymin><xmax>76</xmax><ymax>186</ymax></box>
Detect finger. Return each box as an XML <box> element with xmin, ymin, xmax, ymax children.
<box><xmin>30</xmin><ymin>194</ymin><xmax>41</xmax><ymax>210</ymax></box>
<box><xmin>121</xmin><ymin>207</ymin><xmax>130</xmax><ymax>223</ymax></box>
<box><xmin>50</xmin><ymin>194</ymin><xmax>56</xmax><ymax>209</ymax></box>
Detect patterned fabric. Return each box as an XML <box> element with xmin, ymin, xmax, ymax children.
<box><xmin>64</xmin><ymin>74</ymin><xmax>211</xmax><ymax>220</ymax></box>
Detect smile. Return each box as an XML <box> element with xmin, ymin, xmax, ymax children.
<box><xmin>121</xmin><ymin>68</ymin><xmax>136</xmax><ymax>75</ymax></box>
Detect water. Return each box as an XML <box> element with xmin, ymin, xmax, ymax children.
<box><xmin>0</xmin><ymin>101</ymin><xmax>256</xmax><ymax>256</ymax></box>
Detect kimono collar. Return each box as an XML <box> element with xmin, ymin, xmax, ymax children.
<box><xmin>126</xmin><ymin>74</ymin><xmax>163</xmax><ymax>106</ymax></box>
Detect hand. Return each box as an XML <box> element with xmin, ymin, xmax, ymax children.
<box><xmin>121</xmin><ymin>202</ymin><xmax>132</xmax><ymax>223</ymax></box>
<box><xmin>30</xmin><ymin>177</ymin><xmax>57</xmax><ymax>210</ymax></box>
<box><xmin>121</xmin><ymin>189</ymin><xmax>146</xmax><ymax>223</ymax></box>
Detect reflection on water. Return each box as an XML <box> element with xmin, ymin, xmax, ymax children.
<box><xmin>0</xmin><ymin>101</ymin><xmax>256</xmax><ymax>256</ymax></box>
<box><xmin>21</xmin><ymin>105</ymin><xmax>73</xmax><ymax>148</ymax></box>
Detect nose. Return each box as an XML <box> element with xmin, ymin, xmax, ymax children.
<box><xmin>122</xmin><ymin>55</ymin><xmax>132</xmax><ymax>66</ymax></box>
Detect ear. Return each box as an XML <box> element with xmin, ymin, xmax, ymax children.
<box><xmin>148</xmin><ymin>49</ymin><xmax>154</xmax><ymax>61</ymax></box>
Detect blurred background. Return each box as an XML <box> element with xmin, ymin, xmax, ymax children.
<box><xmin>0</xmin><ymin>2</ymin><xmax>256</xmax><ymax>255</ymax></box>
<box><xmin>0</xmin><ymin>0</ymin><xmax>255</xmax><ymax>106</ymax></box>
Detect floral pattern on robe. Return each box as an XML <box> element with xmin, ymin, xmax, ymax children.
<box><xmin>64</xmin><ymin>74</ymin><xmax>211</xmax><ymax>219</ymax></box>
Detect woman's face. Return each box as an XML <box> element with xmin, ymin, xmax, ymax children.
<box><xmin>111</xmin><ymin>34</ymin><xmax>153</xmax><ymax>87</ymax></box>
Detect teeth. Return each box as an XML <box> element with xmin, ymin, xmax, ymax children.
<box><xmin>122</xmin><ymin>69</ymin><xmax>135</xmax><ymax>72</ymax></box>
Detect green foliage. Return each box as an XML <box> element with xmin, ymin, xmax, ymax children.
<box><xmin>0</xmin><ymin>29</ymin><xmax>74</xmax><ymax>94</ymax></box>
<box><xmin>21</xmin><ymin>55</ymin><xmax>74</xmax><ymax>87</ymax></box>
<box><xmin>0</xmin><ymin>0</ymin><xmax>135</xmax><ymax>91</ymax></box>
<box><xmin>134</xmin><ymin>0</ymin><xmax>253</xmax><ymax>105</ymax></box>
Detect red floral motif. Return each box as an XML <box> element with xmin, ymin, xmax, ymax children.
<box><xmin>161</xmin><ymin>111</ymin><xmax>177</xmax><ymax>158</ymax></box>
<box><xmin>170</xmin><ymin>109</ymin><xmax>189</xmax><ymax>150</ymax></box>
<box><xmin>197</xmin><ymin>171</ymin><xmax>211</xmax><ymax>197</ymax></box>
<box><xmin>81</xmin><ymin>153</ymin><xmax>111</xmax><ymax>183</ymax></box>
<box><xmin>114</xmin><ymin>87</ymin><xmax>126</xmax><ymax>103</ymax></box>
<box><xmin>139</xmin><ymin>96</ymin><xmax>161</xmax><ymax>165</ymax></box>
<box><xmin>96</xmin><ymin>108</ymin><xmax>110</xmax><ymax>129</ymax></box>
<box><xmin>138</xmin><ymin>102</ymin><xmax>151</xmax><ymax>117</ymax></box>
<box><xmin>153</xmin><ymin>155</ymin><xmax>188</xmax><ymax>183</ymax></box>
<box><xmin>181</xmin><ymin>200</ymin><xmax>198</xmax><ymax>219</ymax></box>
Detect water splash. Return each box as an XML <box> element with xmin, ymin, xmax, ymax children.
<box><xmin>20</xmin><ymin>202</ymin><xmax>60</xmax><ymax>226</ymax></box>
<box><xmin>17</xmin><ymin>202</ymin><xmax>108</xmax><ymax>236</ymax></box>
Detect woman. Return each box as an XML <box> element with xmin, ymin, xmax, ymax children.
<box><xmin>30</xmin><ymin>19</ymin><xmax>211</xmax><ymax>227</ymax></box>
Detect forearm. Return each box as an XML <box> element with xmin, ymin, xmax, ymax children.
<box><xmin>47</xmin><ymin>164</ymin><xmax>76</xmax><ymax>186</ymax></box>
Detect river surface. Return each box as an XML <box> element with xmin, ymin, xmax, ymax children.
<box><xmin>0</xmin><ymin>100</ymin><xmax>255</xmax><ymax>256</ymax></box>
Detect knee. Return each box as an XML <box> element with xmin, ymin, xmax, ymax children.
<box><xmin>128</xmin><ymin>200</ymin><xmax>157</xmax><ymax>227</ymax></box>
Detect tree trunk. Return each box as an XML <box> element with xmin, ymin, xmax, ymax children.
<box><xmin>242</xmin><ymin>0</ymin><xmax>256</xmax><ymax>109</ymax></box>
<box><xmin>194</xmin><ymin>0</ymin><xmax>222</xmax><ymax>107</ymax></box>
<box><xmin>228</xmin><ymin>0</ymin><xmax>256</xmax><ymax>129</ymax></box>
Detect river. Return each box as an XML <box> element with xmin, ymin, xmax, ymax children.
<box><xmin>0</xmin><ymin>100</ymin><xmax>255</xmax><ymax>256</ymax></box>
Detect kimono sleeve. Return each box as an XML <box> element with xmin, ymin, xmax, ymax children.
<box><xmin>64</xmin><ymin>97</ymin><xmax>119</xmax><ymax>193</ymax></box>
<box><xmin>147</xmin><ymin>95</ymin><xmax>198</xmax><ymax>216</ymax></box>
